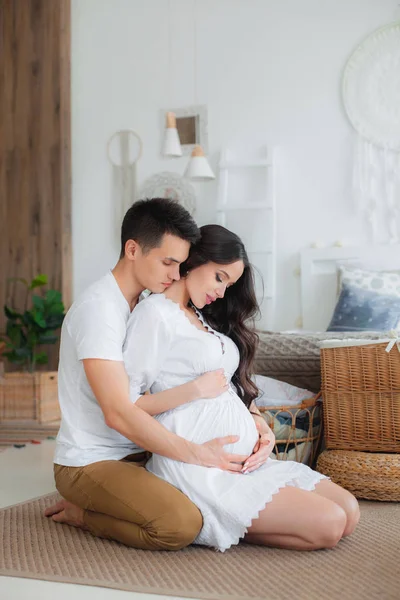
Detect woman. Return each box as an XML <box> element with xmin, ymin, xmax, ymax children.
<box><xmin>124</xmin><ymin>224</ymin><xmax>360</xmax><ymax>552</ymax></box>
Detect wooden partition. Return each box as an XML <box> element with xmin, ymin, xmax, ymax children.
<box><xmin>0</xmin><ymin>0</ymin><xmax>71</xmax><ymax>370</ymax></box>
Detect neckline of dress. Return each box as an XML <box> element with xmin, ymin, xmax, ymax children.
<box><xmin>156</xmin><ymin>294</ymin><xmax>225</xmax><ymax>351</ymax></box>
<box><xmin>156</xmin><ymin>293</ymin><xmax>210</xmax><ymax>333</ymax></box>
<box><xmin>189</xmin><ymin>303</ymin><xmax>217</xmax><ymax>334</ymax></box>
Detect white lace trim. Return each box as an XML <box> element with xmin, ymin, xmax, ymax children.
<box><xmin>191</xmin><ymin>303</ymin><xmax>226</xmax><ymax>354</ymax></box>
<box><xmin>156</xmin><ymin>294</ymin><xmax>226</xmax><ymax>354</ymax></box>
<box><xmin>196</xmin><ymin>470</ymin><xmax>329</xmax><ymax>552</ymax></box>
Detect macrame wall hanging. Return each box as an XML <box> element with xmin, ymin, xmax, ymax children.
<box><xmin>107</xmin><ymin>130</ymin><xmax>143</xmax><ymax>240</ymax></box>
<box><xmin>342</xmin><ymin>20</ymin><xmax>400</xmax><ymax>244</ymax></box>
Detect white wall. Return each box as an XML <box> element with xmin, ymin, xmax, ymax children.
<box><xmin>71</xmin><ymin>0</ymin><xmax>399</xmax><ymax>330</ymax></box>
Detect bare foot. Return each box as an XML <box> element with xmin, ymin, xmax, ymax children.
<box><xmin>44</xmin><ymin>498</ymin><xmax>88</xmax><ymax>529</ymax></box>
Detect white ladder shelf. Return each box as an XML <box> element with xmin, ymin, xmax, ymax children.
<box><xmin>216</xmin><ymin>147</ymin><xmax>276</xmax><ymax>330</ymax></box>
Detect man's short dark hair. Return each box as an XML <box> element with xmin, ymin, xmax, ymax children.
<box><xmin>120</xmin><ymin>198</ymin><xmax>200</xmax><ymax>258</ymax></box>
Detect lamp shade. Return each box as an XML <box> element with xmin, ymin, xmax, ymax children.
<box><xmin>162</xmin><ymin>112</ymin><xmax>182</xmax><ymax>157</ymax></box>
<box><xmin>184</xmin><ymin>145</ymin><xmax>215</xmax><ymax>180</ymax></box>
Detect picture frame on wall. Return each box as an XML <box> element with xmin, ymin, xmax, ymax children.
<box><xmin>161</xmin><ymin>105</ymin><xmax>208</xmax><ymax>156</ymax></box>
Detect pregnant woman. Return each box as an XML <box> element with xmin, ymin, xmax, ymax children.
<box><xmin>124</xmin><ymin>224</ymin><xmax>360</xmax><ymax>552</ymax></box>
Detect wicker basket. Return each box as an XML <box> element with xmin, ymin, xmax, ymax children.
<box><xmin>0</xmin><ymin>370</ymin><xmax>60</xmax><ymax>424</ymax></box>
<box><xmin>317</xmin><ymin>449</ymin><xmax>400</xmax><ymax>501</ymax></box>
<box><xmin>258</xmin><ymin>394</ymin><xmax>323</xmax><ymax>467</ymax></box>
<box><xmin>321</xmin><ymin>339</ymin><xmax>400</xmax><ymax>452</ymax></box>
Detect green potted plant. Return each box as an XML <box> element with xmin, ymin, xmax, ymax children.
<box><xmin>0</xmin><ymin>275</ymin><xmax>65</xmax><ymax>425</ymax></box>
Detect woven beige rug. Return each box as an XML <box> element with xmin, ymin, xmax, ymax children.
<box><xmin>1</xmin><ymin>493</ymin><xmax>399</xmax><ymax>600</ymax></box>
<box><xmin>0</xmin><ymin>421</ymin><xmax>59</xmax><ymax>449</ymax></box>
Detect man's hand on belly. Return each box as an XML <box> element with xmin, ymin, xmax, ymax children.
<box><xmin>193</xmin><ymin>435</ymin><xmax>249</xmax><ymax>472</ymax></box>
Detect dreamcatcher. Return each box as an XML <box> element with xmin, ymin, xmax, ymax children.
<box><xmin>343</xmin><ymin>21</ymin><xmax>400</xmax><ymax>243</ymax></box>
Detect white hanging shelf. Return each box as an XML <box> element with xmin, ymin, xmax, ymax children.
<box><xmin>216</xmin><ymin>146</ymin><xmax>276</xmax><ymax>330</ymax></box>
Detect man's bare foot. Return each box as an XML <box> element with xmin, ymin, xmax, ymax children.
<box><xmin>44</xmin><ymin>498</ymin><xmax>88</xmax><ymax>530</ymax></box>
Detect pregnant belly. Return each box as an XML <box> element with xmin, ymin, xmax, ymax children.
<box><xmin>156</xmin><ymin>390</ymin><xmax>259</xmax><ymax>456</ymax></box>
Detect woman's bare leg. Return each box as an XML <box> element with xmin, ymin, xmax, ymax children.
<box><xmin>244</xmin><ymin>486</ymin><xmax>347</xmax><ymax>550</ymax></box>
<box><xmin>312</xmin><ymin>479</ymin><xmax>360</xmax><ymax>537</ymax></box>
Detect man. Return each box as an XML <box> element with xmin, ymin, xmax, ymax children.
<box><xmin>45</xmin><ymin>198</ymin><xmax>261</xmax><ymax>550</ymax></box>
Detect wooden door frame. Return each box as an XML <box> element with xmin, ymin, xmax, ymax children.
<box><xmin>60</xmin><ymin>0</ymin><xmax>72</xmax><ymax>310</ymax></box>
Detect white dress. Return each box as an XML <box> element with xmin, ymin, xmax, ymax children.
<box><xmin>124</xmin><ymin>294</ymin><xmax>327</xmax><ymax>552</ymax></box>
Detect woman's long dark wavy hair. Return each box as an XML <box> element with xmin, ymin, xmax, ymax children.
<box><xmin>180</xmin><ymin>224</ymin><xmax>260</xmax><ymax>409</ymax></box>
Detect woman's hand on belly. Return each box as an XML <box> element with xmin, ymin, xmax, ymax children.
<box><xmin>241</xmin><ymin>425</ymin><xmax>276</xmax><ymax>474</ymax></box>
<box><xmin>193</xmin><ymin>369</ymin><xmax>229</xmax><ymax>399</ymax></box>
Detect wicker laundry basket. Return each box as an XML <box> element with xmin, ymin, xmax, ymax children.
<box><xmin>317</xmin><ymin>449</ymin><xmax>400</xmax><ymax>501</ymax></box>
<box><xmin>258</xmin><ymin>394</ymin><xmax>323</xmax><ymax>467</ymax></box>
<box><xmin>320</xmin><ymin>339</ymin><xmax>400</xmax><ymax>452</ymax></box>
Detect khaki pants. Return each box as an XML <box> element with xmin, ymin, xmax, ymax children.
<box><xmin>54</xmin><ymin>452</ymin><xmax>202</xmax><ymax>551</ymax></box>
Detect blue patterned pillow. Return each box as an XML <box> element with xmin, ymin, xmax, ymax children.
<box><xmin>327</xmin><ymin>283</ymin><xmax>400</xmax><ymax>332</ymax></box>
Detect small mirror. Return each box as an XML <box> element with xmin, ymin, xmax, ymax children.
<box><xmin>176</xmin><ymin>116</ymin><xmax>198</xmax><ymax>145</ymax></box>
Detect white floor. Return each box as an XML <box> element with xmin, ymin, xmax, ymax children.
<box><xmin>0</xmin><ymin>440</ymin><xmax>193</xmax><ymax>600</ymax></box>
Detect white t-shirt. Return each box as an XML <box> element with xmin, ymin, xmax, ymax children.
<box><xmin>54</xmin><ymin>272</ymin><xmax>142</xmax><ymax>467</ymax></box>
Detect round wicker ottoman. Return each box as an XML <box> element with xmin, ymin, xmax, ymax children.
<box><xmin>317</xmin><ymin>449</ymin><xmax>400</xmax><ymax>501</ymax></box>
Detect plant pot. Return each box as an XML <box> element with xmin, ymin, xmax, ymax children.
<box><xmin>0</xmin><ymin>370</ymin><xmax>60</xmax><ymax>424</ymax></box>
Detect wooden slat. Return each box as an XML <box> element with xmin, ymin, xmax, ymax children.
<box><xmin>0</xmin><ymin>0</ymin><xmax>71</xmax><ymax>371</ymax></box>
<box><xmin>60</xmin><ymin>0</ymin><xmax>72</xmax><ymax>311</ymax></box>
